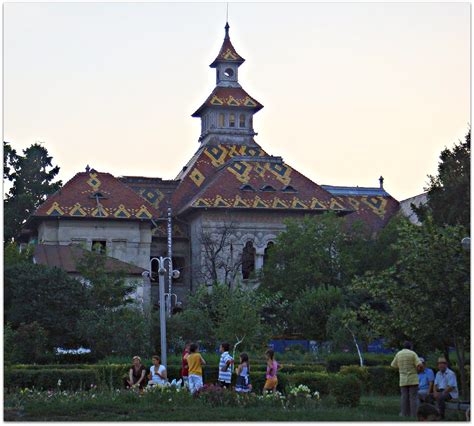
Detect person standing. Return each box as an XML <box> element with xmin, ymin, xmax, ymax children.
<box><xmin>218</xmin><ymin>342</ymin><xmax>234</xmax><ymax>388</ymax></box>
<box><xmin>235</xmin><ymin>352</ymin><xmax>251</xmax><ymax>393</ymax></box>
<box><xmin>263</xmin><ymin>349</ymin><xmax>279</xmax><ymax>393</ymax></box>
<box><xmin>417</xmin><ymin>357</ymin><xmax>435</xmax><ymax>403</ymax></box>
<box><xmin>184</xmin><ymin>343</ymin><xmax>206</xmax><ymax>394</ymax></box>
<box><xmin>391</xmin><ymin>341</ymin><xmax>423</xmax><ymax>417</ymax></box>
<box><xmin>433</xmin><ymin>357</ymin><xmax>459</xmax><ymax>419</ymax></box>
<box><xmin>181</xmin><ymin>342</ymin><xmax>191</xmax><ymax>389</ymax></box>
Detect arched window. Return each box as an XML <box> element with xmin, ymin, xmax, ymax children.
<box><xmin>239</xmin><ymin>114</ymin><xmax>246</xmax><ymax>127</ymax></box>
<box><xmin>219</xmin><ymin>113</ymin><xmax>225</xmax><ymax>127</ymax></box>
<box><xmin>229</xmin><ymin>113</ymin><xmax>235</xmax><ymax>127</ymax></box>
<box><xmin>263</xmin><ymin>241</ymin><xmax>274</xmax><ymax>265</ymax></box>
<box><xmin>241</xmin><ymin>241</ymin><xmax>256</xmax><ymax>279</ymax></box>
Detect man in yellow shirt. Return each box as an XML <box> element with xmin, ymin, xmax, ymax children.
<box><xmin>391</xmin><ymin>341</ymin><xmax>423</xmax><ymax>417</ymax></box>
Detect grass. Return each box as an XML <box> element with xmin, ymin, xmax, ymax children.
<box><xmin>3</xmin><ymin>393</ymin><xmax>465</xmax><ymax>422</ymax></box>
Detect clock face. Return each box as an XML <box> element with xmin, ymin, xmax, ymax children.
<box><xmin>224</xmin><ymin>68</ymin><xmax>234</xmax><ymax>78</ymax></box>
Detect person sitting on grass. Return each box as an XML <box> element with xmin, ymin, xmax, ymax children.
<box><xmin>184</xmin><ymin>343</ymin><xmax>206</xmax><ymax>394</ymax></box>
<box><xmin>433</xmin><ymin>357</ymin><xmax>458</xmax><ymax>419</ymax></box>
<box><xmin>148</xmin><ymin>355</ymin><xmax>168</xmax><ymax>386</ymax></box>
<box><xmin>263</xmin><ymin>349</ymin><xmax>279</xmax><ymax>393</ymax></box>
<box><xmin>218</xmin><ymin>342</ymin><xmax>234</xmax><ymax>388</ymax></box>
<box><xmin>416</xmin><ymin>403</ymin><xmax>441</xmax><ymax>421</ymax></box>
<box><xmin>235</xmin><ymin>352</ymin><xmax>252</xmax><ymax>393</ymax></box>
<box><xmin>124</xmin><ymin>356</ymin><xmax>147</xmax><ymax>390</ymax></box>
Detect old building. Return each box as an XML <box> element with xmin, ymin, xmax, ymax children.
<box><xmin>23</xmin><ymin>23</ymin><xmax>400</xmax><ymax>308</ymax></box>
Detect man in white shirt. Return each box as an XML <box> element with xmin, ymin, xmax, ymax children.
<box><xmin>433</xmin><ymin>357</ymin><xmax>458</xmax><ymax>419</ymax></box>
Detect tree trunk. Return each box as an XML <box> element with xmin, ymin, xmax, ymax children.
<box><xmin>443</xmin><ymin>344</ymin><xmax>451</xmax><ymax>365</ymax></box>
<box><xmin>453</xmin><ymin>335</ymin><xmax>467</xmax><ymax>400</ymax></box>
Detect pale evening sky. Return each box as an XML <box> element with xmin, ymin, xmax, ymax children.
<box><xmin>4</xmin><ymin>2</ymin><xmax>470</xmax><ymax>201</ymax></box>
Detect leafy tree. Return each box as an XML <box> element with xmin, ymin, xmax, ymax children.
<box><xmin>76</xmin><ymin>247</ymin><xmax>136</xmax><ymax>310</ymax></box>
<box><xmin>167</xmin><ymin>283</ymin><xmax>270</xmax><ymax>352</ymax></box>
<box><xmin>77</xmin><ymin>307</ymin><xmax>152</xmax><ymax>358</ymax></box>
<box><xmin>413</xmin><ymin>130</ymin><xmax>470</xmax><ymax>230</ymax></box>
<box><xmin>4</xmin><ymin>143</ymin><xmax>62</xmax><ymax>243</ymax></box>
<box><xmin>290</xmin><ymin>286</ymin><xmax>343</xmax><ymax>341</ymax></box>
<box><xmin>4</xmin><ymin>262</ymin><xmax>89</xmax><ymax>350</ymax></box>
<box><xmin>4</xmin><ymin>241</ymin><xmax>34</xmax><ymax>266</ymax></box>
<box><xmin>261</xmin><ymin>213</ymin><xmax>370</xmax><ymax>301</ymax></box>
<box><xmin>353</xmin><ymin>219</ymin><xmax>470</xmax><ymax>396</ymax></box>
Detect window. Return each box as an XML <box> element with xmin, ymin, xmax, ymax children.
<box><xmin>229</xmin><ymin>113</ymin><xmax>235</xmax><ymax>127</ymax></box>
<box><xmin>240</xmin><ymin>184</ymin><xmax>256</xmax><ymax>191</ymax></box>
<box><xmin>261</xmin><ymin>185</ymin><xmax>276</xmax><ymax>192</ymax></box>
<box><xmin>219</xmin><ymin>113</ymin><xmax>225</xmax><ymax>127</ymax></box>
<box><xmin>282</xmin><ymin>185</ymin><xmax>297</xmax><ymax>193</ymax></box>
<box><xmin>92</xmin><ymin>240</ymin><xmax>106</xmax><ymax>254</ymax></box>
<box><xmin>224</xmin><ymin>68</ymin><xmax>234</xmax><ymax>77</ymax></box>
<box><xmin>263</xmin><ymin>242</ymin><xmax>274</xmax><ymax>265</ymax></box>
<box><xmin>239</xmin><ymin>114</ymin><xmax>246</xmax><ymax>127</ymax></box>
<box><xmin>241</xmin><ymin>241</ymin><xmax>256</xmax><ymax>280</ymax></box>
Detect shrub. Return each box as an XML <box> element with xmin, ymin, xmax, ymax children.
<box><xmin>286</xmin><ymin>372</ymin><xmax>331</xmax><ymax>395</ymax></box>
<box><xmin>366</xmin><ymin>366</ymin><xmax>399</xmax><ymax>395</ymax></box>
<box><xmin>329</xmin><ymin>373</ymin><xmax>361</xmax><ymax>407</ymax></box>
<box><xmin>326</xmin><ymin>353</ymin><xmax>394</xmax><ymax>372</ymax></box>
<box><xmin>339</xmin><ymin>365</ymin><xmax>370</xmax><ymax>393</ymax></box>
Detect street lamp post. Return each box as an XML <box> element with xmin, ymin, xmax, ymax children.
<box><xmin>150</xmin><ymin>256</ymin><xmax>180</xmax><ymax>367</ymax></box>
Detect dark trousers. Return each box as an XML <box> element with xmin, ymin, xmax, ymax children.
<box><xmin>435</xmin><ymin>389</ymin><xmax>452</xmax><ymax>418</ymax></box>
<box><xmin>400</xmin><ymin>385</ymin><xmax>418</xmax><ymax>417</ymax></box>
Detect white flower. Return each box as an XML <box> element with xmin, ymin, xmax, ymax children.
<box><xmin>57</xmin><ymin>379</ymin><xmax>62</xmax><ymax>387</ymax></box>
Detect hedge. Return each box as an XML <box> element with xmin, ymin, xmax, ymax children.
<box><xmin>326</xmin><ymin>353</ymin><xmax>393</xmax><ymax>372</ymax></box>
<box><xmin>285</xmin><ymin>372</ymin><xmax>331</xmax><ymax>395</ymax></box>
<box><xmin>329</xmin><ymin>374</ymin><xmax>362</xmax><ymax>407</ymax></box>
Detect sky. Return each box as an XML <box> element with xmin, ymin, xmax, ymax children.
<box><xmin>4</xmin><ymin>2</ymin><xmax>470</xmax><ymax>201</ymax></box>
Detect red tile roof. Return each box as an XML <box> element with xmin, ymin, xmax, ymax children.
<box><xmin>209</xmin><ymin>24</ymin><xmax>245</xmax><ymax>68</ymax></box>
<box><xmin>171</xmin><ymin>142</ymin><xmax>352</xmax><ymax>215</ymax></box>
<box><xmin>34</xmin><ymin>244</ymin><xmax>146</xmax><ymax>275</ymax></box>
<box><xmin>33</xmin><ymin>170</ymin><xmax>161</xmax><ymax>220</ymax></box>
<box><xmin>192</xmin><ymin>86</ymin><xmax>263</xmax><ymax>117</ymax></box>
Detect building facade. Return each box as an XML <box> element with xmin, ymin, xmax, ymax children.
<box><xmin>23</xmin><ymin>23</ymin><xmax>400</xmax><ymax>308</ymax></box>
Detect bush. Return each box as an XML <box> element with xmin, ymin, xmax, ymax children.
<box><xmin>325</xmin><ymin>353</ymin><xmax>393</xmax><ymax>372</ymax></box>
<box><xmin>339</xmin><ymin>365</ymin><xmax>370</xmax><ymax>393</ymax></box>
<box><xmin>366</xmin><ymin>366</ymin><xmax>399</xmax><ymax>395</ymax></box>
<box><xmin>286</xmin><ymin>372</ymin><xmax>331</xmax><ymax>395</ymax></box>
<box><xmin>329</xmin><ymin>374</ymin><xmax>361</xmax><ymax>407</ymax></box>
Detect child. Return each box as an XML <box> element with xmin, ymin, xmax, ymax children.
<box><xmin>148</xmin><ymin>355</ymin><xmax>167</xmax><ymax>386</ymax></box>
<box><xmin>235</xmin><ymin>352</ymin><xmax>251</xmax><ymax>393</ymax></box>
<box><xmin>184</xmin><ymin>343</ymin><xmax>206</xmax><ymax>394</ymax></box>
<box><xmin>218</xmin><ymin>342</ymin><xmax>234</xmax><ymax>388</ymax></box>
<box><xmin>181</xmin><ymin>342</ymin><xmax>191</xmax><ymax>389</ymax></box>
<box><xmin>263</xmin><ymin>349</ymin><xmax>278</xmax><ymax>393</ymax></box>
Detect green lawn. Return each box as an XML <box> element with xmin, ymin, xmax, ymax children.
<box><xmin>3</xmin><ymin>394</ymin><xmax>465</xmax><ymax>422</ymax></box>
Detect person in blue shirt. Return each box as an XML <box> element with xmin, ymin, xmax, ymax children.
<box><xmin>417</xmin><ymin>357</ymin><xmax>435</xmax><ymax>404</ymax></box>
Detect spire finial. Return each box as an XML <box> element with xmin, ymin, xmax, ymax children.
<box><xmin>225</xmin><ymin>3</ymin><xmax>230</xmax><ymax>38</ymax></box>
<box><xmin>225</xmin><ymin>21</ymin><xmax>230</xmax><ymax>39</ymax></box>
<box><xmin>379</xmin><ymin>176</ymin><xmax>384</xmax><ymax>189</ymax></box>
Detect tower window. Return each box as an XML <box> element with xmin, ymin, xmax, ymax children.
<box><xmin>229</xmin><ymin>113</ymin><xmax>235</xmax><ymax>127</ymax></box>
<box><xmin>219</xmin><ymin>113</ymin><xmax>225</xmax><ymax>127</ymax></box>
<box><xmin>239</xmin><ymin>114</ymin><xmax>246</xmax><ymax>127</ymax></box>
<box><xmin>261</xmin><ymin>185</ymin><xmax>276</xmax><ymax>192</ymax></box>
<box><xmin>224</xmin><ymin>68</ymin><xmax>234</xmax><ymax>77</ymax></box>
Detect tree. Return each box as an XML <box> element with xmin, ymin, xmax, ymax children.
<box><xmin>77</xmin><ymin>307</ymin><xmax>152</xmax><ymax>358</ymax></box>
<box><xmin>4</xmin><ymin>262</ymin><xmax>89</xmax><ymax>350</ymax></box>
<box><xmin>413</xmin><ymin>130</ymin><xmax>470</xmax><ymax>231</ymax></box>
<box><xmin>76</xmin><ymin>247</ymin><xmax>136</xmax><ymax>310</ymax></box>
<box><xmin>4</xmin><ymin>143</ymin><xmax>62</xmax><ymax>243</ymax></box>
<box><xmin>353</xmin><ymin>219</ymin><xmax>470</xmax><ymax>397</ymax></box>
<box><xmin>290</xmin><ymin>286</ymin><xmax>343</xmax><ymax>341</ymax></box>
<box><xmin>200</xmin><ymin>219</ymin><xmax>243</xmax><ymax>287</ymax></box>
<box><xmin>167</xmin><ymin>283</ymin><xmax>270</xmax><ymax>352</ymax></box>
<box><xmin>261</xmin><ymin>213</ymin><xmax>370</xmax><ymax>301</ymax></box>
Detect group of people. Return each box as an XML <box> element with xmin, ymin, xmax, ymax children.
<box><xmin>124</xmin><ymin>342</ymin><xmax>280</xmax><ymax>395</ymax></box>
<box><xmin>391</xmin><ymin>341</ymin><xmax>459</xmax><ymax>419</ymax></box>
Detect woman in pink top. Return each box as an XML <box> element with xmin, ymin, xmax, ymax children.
<box><xmin>263</xmin><ymin>349</ymin><xmax>278</xmax><ymax>392</ymax></box>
